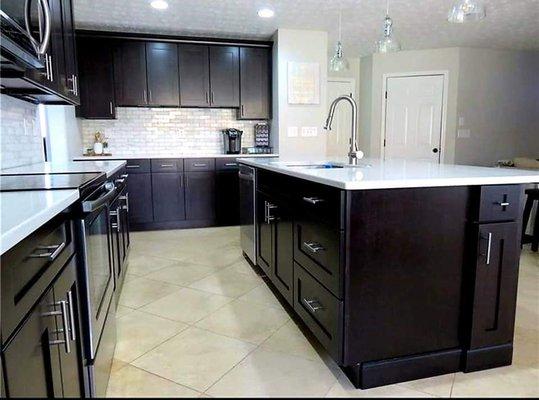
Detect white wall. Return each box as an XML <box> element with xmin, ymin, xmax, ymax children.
<box><xmin>44</xmin><ymin>105</ymin><xmax>83</xmax><ymax>162</ymax></box>
<box><xmin>272</xmin><ymin>29</ymin><xmax>328</xmax><ymax>159</ymax></box>
<box><xmin>455</xmin><ymin>48</ymin><xmax>539</xmax><ymax>166</ymax></box>
<box><xmin>358</xmin><ymin>56</ymin><xmax>373</xmax><ymax>156</ymax></box>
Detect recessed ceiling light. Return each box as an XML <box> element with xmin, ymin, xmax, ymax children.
<box><xmin>151</xmin><ymin>0</ymin><xmax>168</xmax><ymax>10</ymax></box>
<box><xmin>257</xmin><ymin>8</ymin><xmax>275</xmax><ymax>18</ymax></box>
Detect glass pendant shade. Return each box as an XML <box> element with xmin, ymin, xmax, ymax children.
<box><xmin>375</xmin><ymin>16</ymin><xmax>401</xmax><ymax>53</ymax></box>
<box><xmin>448</xmin><ymin>0</ymin><xmax>486</xmax><ymax>23</ymax></box>
<box><xmin>330</xmin><ymin>41</ymin><xmax>349</xmax><ymax>72</ymax></box>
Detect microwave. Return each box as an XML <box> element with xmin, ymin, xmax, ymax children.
<box><xmin>0</xmin><ymin>0</ymin><xmax>50</xmax><ymax>70</ymax></box>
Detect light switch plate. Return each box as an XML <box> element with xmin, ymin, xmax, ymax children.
<box><xmin>301</xmin><ymin>127</ymin><xmax>318</xmax><ymax>137</ymax></box>
<box><xmin>457</xmin><ymin>129</ymin><xmax>471</xmax><ymax>138</ymax></box>
<box><xmin>287</xmin><ymin>127</ymin><xmax>299</xmax><ymax>137</ymax></box>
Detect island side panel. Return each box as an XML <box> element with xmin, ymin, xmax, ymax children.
<box><xmin>343</xmin><ymin>186</ymin><xmax>472</xmax><ymax>383</ymax></box>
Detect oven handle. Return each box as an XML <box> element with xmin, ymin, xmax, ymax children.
<box><xmin>82</xmin><ymin>183</ymin><xmax>116</xmax><ymax>212</ymax></box>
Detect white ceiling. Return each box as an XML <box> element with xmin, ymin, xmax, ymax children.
<box><xmin>73</xmin><ymin>0</ymin><xmax>539</xmax><ymax>57</ymax></box>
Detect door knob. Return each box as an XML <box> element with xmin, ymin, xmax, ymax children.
<box><xmin>432</xmin><ymin>148</ymin><xmax>439</xmax><ymax>153</ymax></box>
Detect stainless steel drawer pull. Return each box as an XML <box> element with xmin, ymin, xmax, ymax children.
<box><xmin>265</xmin><ymin>201</ymin><xmax>278</xmax><ymax>223</ymax></box>
<box><xmin>193</xmin><ymin>163</ymin><xmax>207</xmax><ymax>167</ymax></box>
<box><xmin>121</xmin><ymin>174</ymin><xmax>129</xmax><ymax>179</ymax></box>
<box><xmin>304</xmin><ymin>242</ymin><xmax>324</xmax><ymax>253</ymax></box>
<box><xmin>225</xmin><ymin>163</ymin><xmax>238</xmax><ymax>166</ymax></box>
<box><xmin>303</xmin><ymin>298</ymin><xmax>324</xmax><ymax>313</ymax></box>
<box><xmin>126</xmin><ymin>165</ymin><xmax>140</xmax><ymax>169</ymax></box>
<box><xmin>486</xmin><ymin>232</ymin><xmax>492</xmax><ymax>265</ymax></box>
<box><xmin>115</xmin><ymin>178</ymin><xmax>126</xmax><ymax>184</ymax></box>
<box><xmin>67</xmin><ymin>290</ymin><xmax>76</xmax><ymax>341</ymax></box>
<box><xmin>46</xmin><ymin>300</ymin><xmax>71</xmax><ymax>353</ymax></box>
<box><xmin>160</xmin><ymin>164</ymin><xmax>174</xmax><ymax>168</ymax></box>
<box><xmin>496</xmin><ymin>202</ymin><xmax>510</xmax><ymax>207</ymax></box>
<box><xmin>303</xmin><ymin>197</ymin><xmax>325</xmax><ymax>205</ymax></box>
<box><xmin>29</xmin><ymin>242</ymin><xmax>66</xmax><ymax>261</ymax></box>
<box><xmin>119</xmin><ymin>194</ymin><xmax>129</xmax><ymax>212</ymax></box>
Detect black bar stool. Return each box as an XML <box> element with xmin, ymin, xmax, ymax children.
<box><xmin>522</xmin><ymin>188</ymin><xmax>539</xmax><ymax>252</ymax></box>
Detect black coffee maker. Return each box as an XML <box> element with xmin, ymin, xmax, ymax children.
<box><xmin>222</xmin><ymin>128</ymin><xmax>243</xmax><ymax>154</ymax></box>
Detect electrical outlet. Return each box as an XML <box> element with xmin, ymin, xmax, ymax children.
<box><xmin>457</xmin><ymin>129</ymin><xmax>471</xmax><ymax>138</ymax></box>
<box><xmin>287</xmin><ymin>127</ymin><xmax>299</xmax><ymax>137</ymax></box>
<box><xmin>301</xmin><ymin>127</ymin><xmax>318</xmax><ymax>137</ymax></box>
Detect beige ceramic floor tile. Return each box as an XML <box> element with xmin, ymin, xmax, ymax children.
<box><xmin>451</xmin><ymin>366</ymin><xmax>539</xmax><ymax>397</ymax></box>
<box><xmin>114</xmin><ymin>310</ymin><xmax>187</xmax><ymax>363</ymax></box>
<box><xmin>126</xmin><ymin>253</ymin><xmax>177</xmax><ymax>276</ymax></box>
<box><xmin>196</xmin><ymin>299</ymin><xmax>289</xmax><ymax>344</ymax></box>
<box><xmin>325</xmin><ymin>375</ymin><xmax>434</xmax><ymax>398</ymax></box>
<box><xmin>140</xmin><ymin>287</ymin><xmax>234</xmax><ymax>324</ymax></box>
<box><xmin>115</xmin><ymin>304</ymin><xmax>135</xmax><ymax>319</ymax></box>
<box><xmin>106</xmin><ymin>364</ymin><xmax>200</xmax><ymax>398</ymax></box>
<box><xmin>110</xmin><ymin>358</ymin><xmax>128</xmax><ymax>373</ymax></box>
<box><xmin>260</xmin><ymin>320</ymin><xmax>322</xmax><ymax>361</ymax></box>
<box><xmin>132</xmin><ymin>327</ymin><xmax>256</xmax><ymax>392</ymax></box>
<box><xmin>222</xmin><ymin>259</ymin><xmax>260</xmax><ymax>278</ymax></box>
<box><xmin>400</xmin><ymin>373</ymin><xmax>455</xmax><ymax>397</ymax></box>
<box><xmin>236</xmin><ymin>283</ymin><xmax>285</xmax><ymax>310</ymax></box>
<box><xmin>119</xmin><ymin>277</ymin><xmax>182</xmax><ymax>309</ymax></box>
<box><xmin>188</xmin><ymin>269</ymin><xmax>261</xmax><ymax>298</ymax></box>
<box><xmin>175</xmin><ymin>243</ymin><xmax>244</xmax><ymax>268</ymax></box>
<box><xmin>206</xmin><ymin>348</ymin><xmax>337</xmax><ymax>397</ymax></box>
<box><xmin>144</xmin><ymin>263</ymin><xmax>220</xmax><ymax>286</ymax></box>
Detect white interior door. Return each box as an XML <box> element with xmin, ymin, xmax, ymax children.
<box><xmin>384</xmin><ymin>75</ymin><xmax>445</xmax><ymax>162</ymax></box>
<box><xmin>327</xmin><ymin>79</ymin><xmax>355</xmax><ymax>158</ymax></box>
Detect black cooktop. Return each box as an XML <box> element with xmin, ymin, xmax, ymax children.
<box><xmin>0</xmin><ymin>173</ymin><xmax>106</xmax><ymax>197</ymax></box>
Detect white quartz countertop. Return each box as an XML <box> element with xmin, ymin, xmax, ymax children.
<box><xmin>238</xmin><ymin>157</ymin><xmax>539</xmax><ymax>190</ymax></box>
<box><xmin>72</xmin><ymin>153</ymin><xmax>278</xmax><ymax>161</ymax></box>
<box><xmin>1</xmin><ymin>190</ymin><xmax>79</xmax><ymax>254</ymax></box>
<box><xmin>1</xmin><ymin>160</ymin><xmax>126</xmax><ymax>178</ymax></box>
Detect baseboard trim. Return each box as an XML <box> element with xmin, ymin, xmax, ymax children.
<box><xmin>463</xmin><ymin>343</ymin><xmax>513</xmax><ymax>372</ymax></box>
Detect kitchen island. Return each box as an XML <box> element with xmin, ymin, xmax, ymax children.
<box><xmin>238</xmin><ymin>157</ymin><xmax>539</xmax><ymax>389</ymax></box>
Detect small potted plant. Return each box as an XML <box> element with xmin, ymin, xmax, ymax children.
<box><xmin>93</xmin><ymin>132</ymin><xmax>107</xmax><ymax>155</ymax></box>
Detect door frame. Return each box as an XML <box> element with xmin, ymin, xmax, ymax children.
<box><xmin>327</xmin><ymin>77</ymin><xmax>356</xmax><ymax>98</ymax></box>
<box><xmin>380</xmin><ymin>71</ymin><xmax>449</xmax><ymax>162</ymax></box>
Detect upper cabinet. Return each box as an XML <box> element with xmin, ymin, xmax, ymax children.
<box><xmin>146</xmin><ymin>42</ymin><xmax>180</xmax><ymax>106</ymax></box>
<box><xmin>239</xmin><ymin>47</ymin><xmax>271</xmax><ymax>120</ymax></box>
<box><xmin>114</xmin><ymin>41</ymin><xmax>147</xmax><ymax>106</ymax></box>
<box><xmin>209</xmin><ymin>46</ymin><xmax>240</xmax><ymax>107</ymax></box>
<box><xmin>179</xmin><ymin>44</ymin><xmax>210</xmax><ymax>107</ymax></box>
<box><xmin>60</xmin><ymin>0</ymin><xmax>79</xmax><ymax>103</ymax></box>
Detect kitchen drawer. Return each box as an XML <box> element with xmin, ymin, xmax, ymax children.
<box><xmin>296</xmin><ymin>181</ymin><xmax>345</xmax><ymax>229</ymax></box>
<box><xmin>475</xmin><ymin>185</ymin><xmax>522</xmax><ymax>223</ymax></box>
<box><xmin>1</xmin><ymin>215</ymin><xmax>74</xmax><ymax>344</ymax></box>
<box><xmin>294</xmin><ymin>263</ymin><xmax>343</xmax><ymax>362</ymax></box>
<box><xmin>216</xmin><ymin>158</ymin><xmax>240</xmax><ymax>171</ymax></box>
<box><xmin>294</xmin><ymin>218</ymin><xmax>344</xmax><ymax>297</ymax></box>
<box><xmin>185</xmin><ymin>158</ymin><xmax>215</xmax><ymax>172</ymax></box>
<box><xmin>151</xmin><ymin>158</ymin><xmax>183</xmax><ymax>173</ymax></box>
<box><xmin>125</xmin><ymin>159</ymin><xmax>151</xmax><ymax>173</ymax></box>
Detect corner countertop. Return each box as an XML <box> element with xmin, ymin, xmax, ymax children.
<box><xmin>1</xmin><ymin>189</ymin><xmax>79</xmax><ymax>255</ymax></box>
<box><xmin>0</xmin><ymin>160</ymin><xmax>127</xmax><ymax>178</ymax></box>
<box><xmin>238</xmin><ymin>157</ymin><xmax>539</xmax><ymax>190</ymax></box>
<box><xmin>72</xmin><ymin>153</ymin><xmax>279</xmax><ymax>161</ymax></box>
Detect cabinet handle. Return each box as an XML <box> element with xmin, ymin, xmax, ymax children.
<box><xmin>68</xmin><ymin>75</ymin><xmax>76</xmax><ymax>94</ymax></box>
<box><xmin>185</xmin><ymin>176</ymin><xmax>189</xmax><ymax>188</ymax></box>
<box><xmin>115</xmin><ymin>178</ymin><xmax>126</xmax><ymax>184</ymax></box>
<box><xmin>67</xmin><ymin>290</ymin><xmax>76</xmax><ymax>341</ymax></box>
<box><xmin>109</xmin><ymin>101</ymin><xmax>114</xmax><ymax>115</ymax></box>
<box><xmin>121</xmin><ymin>174</ymin><xmax>129</xmax><ymax>178</ymax></box>
<box><xmin>265</xmin><ymin>201</ymin><xmax>277</xmax><ymax>223</ymax></box>
<box><xmin>205</xmin><ymin>92</ymin><xmax>209</xmax><ymax>104</ymax></box>
<box><xmin>28</xmin><ymin>242</ymin><xmax>66</xmax><ymax>261</ymax></box>
<box><xmin>45</xmin><ymin>300</ymin><xmax>71</xmax><ymax>354</ymax></box>
<box><xmin>211</xmin><ymin>91</ymin><xmax>214</xmax><ymax>104</ymax></box>
<box><xmin>303</xmin><ymin>241</ymin><xmax>324</xmax><ymax>254</ymax></box>
<box><xmin>225</xmin><ymin>163</ymin><xmax>237</xmax><ymax>167</ymax></box>
<box><xmin>119</xmin><ymin>193</ymin><xmax>129</xmax><ymax>212</ymax></box>
<box><xmin>143</xmin><ymin>89</ymin><xmax>147</xmax><ymax>103</ymax></box>
<box><xmin>303</xmin><ymin>298</ymin><xmax>324</xmax><ymax>313</ymax></box>
<box><xmin>486</xmin><ymin>232</ymin><xmax>492</xmax><ymax>265</ymax></box>
<box><xmin>496</xmin><ymin>202</ymin><xmax>510</xmax><ymax>207</ymax></box>
<box><xmin>302</xmin><ymin>196</ymin><xmax>325</xmax><ymax>205</ymax></box>
<box><xmin>74</xmin><ymin>75</ymin><xmax>78</xmax><ymax>96</ymax></box>
<box><xmin>126</xmin><ymin>165</ymin><xmax>140</xmax><ymax>169</ymax></box>
<box><xmin>160</xmin><ymin>164</ymin><xmax>174</xmax><ymax>168</ymax></box>
<box><xmin>193</xmin><ymin>163</ymin><xmax>207</xmax><ymax>167</ymax></box>
<box><xmin>48</xmin><ymin>55</ymin><xmax>53</xmax><ymax>82</ymax></box>
<box><xmin>148</xmin><ymin>89</ymin><xmax>152</xmax><ymax>103</ymax></box>
<box><xmin>110</xmin><ymin>208</ymin><xmax>121</xmax><ymax>233</ymax></box>
<box><xmin>241</xmin><ymin>104</ymin><xmax>245</xmax><ymax>117</ymax></box>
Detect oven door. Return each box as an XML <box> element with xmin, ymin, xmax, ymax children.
<box><xmin>77</xmin><ymin>183</ymin><xmax>116</xmax><ymax>360</ymax></box>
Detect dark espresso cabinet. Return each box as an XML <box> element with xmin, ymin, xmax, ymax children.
<box><xmin>114</xmin><ymin>41</ymin><xmax>147</xmax><ymax>106</ymax></box>
<box><xmin>209</xmin><ymin>46</ymin><xmax>240</xmax><ymax>107</ymax></box>
<box><xmin>77</xmin><ymin>38</ymin><xmax>115</xmax><ymax>119</ymax></box>
<box><xmin>185</xmin><ymin>172</ymin><xmax>216</xmax><ymax>220</ymax></box>
<box><xmin>127</xmin><ymin>172</ymin><xmax>154</xmax><ymax>223</ymax></box>
<box><xmin>179</xmin><ymin>44</ymin><xmax>210</xmax><ymax>107</ymax></box>
<box><xmin>152</xmin><ymin>172</ymin><xmax>186</xmax><ymax>222</ymax></box>
<box><xmin>146</xmin><ymin>42</ymin><xmax>180</xmax><ymax>106</ymax></box>
<box><xmin>60</xmin><ymin>0</ymin><xmax>78</xmax><ymax>103</ymax></box>
<box><xmin>239</xmin><ymin>47</ymin><xmax>271</xmax><ymax>119</ymax></box>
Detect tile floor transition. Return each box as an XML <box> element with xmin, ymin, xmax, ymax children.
<box><xmin>107</xmin><ymin>226</ymin><xmax>539</xmax><ymax>398</ymax></box>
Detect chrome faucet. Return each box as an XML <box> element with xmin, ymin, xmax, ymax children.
<box><xmin>323</xmin><ymin>95</ymin><xmax>361</xmax><ymax>165</ymax></box>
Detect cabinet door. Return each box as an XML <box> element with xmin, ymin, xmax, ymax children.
<box><xmin>239</xmin><ymin>47</ymin><xmax>270</xmax><ymax>119</ymax></box>
<box><xmin>114</xmin><ymin>41</ymin><xmax>148</xmax><ymax>106</ymax></box>
<box><xmin>77</xmin><ymin>38</ymin><xmax>115</xmax><ymax>119</ymax></box>
<box><xmin>152</xmin><ymin>173</ymin><xmax>186</xmax><ymax>222</ymax></box>
<box><xmin>146</xmin><ymin>42</ymin><xmax>180</xmax><ymax>106</ymax></box>
<box><xmin>3</xmin><ymin>288</ymin><xmax>63</xmax><ymax>397</ymax></box>
<box><xmin>179</xmin><ymin>44</ymin><xmax>210</xmax><ymax>107</ymax></box>
<box><xmin>53</xmin><ymin>258</ymin><xmax>85</xmax><ymax>397</ymax></box>
<box><xmin>128</xmin><ymin>173</ymin><xmax>154</xmax><ymax>223</ymax></box>
<box><xmin>61</xmin><ymin>0</ymin><xmax>79</xmax><ymax>103</ymax></box>
<box><xmin>470</xmin><ymin>222</ymin><xmax>520</xmax><ymax>349</ymax></box>
<box><xmin>256</xmin><ymin>192</ymin><xmax>273</xmax><ymax>277</ymax></box>
<box><xmin>185</xmin><ymin>172</ymin><xmax>215</xmax><ymax>220</ymax></box>
<box><xmin>273</xmin><ymin>202</ymin><xmax>294</xmax><ymax>304</ymax></box>
<box><xmin>209</xmin><ymin>46</ymin><xmax>239</xmax><ymax>107</ymax></box>
<box><xmin>216</xmin><ymin>170</ymin><xmax>240</xmax><ymax>226</ymax></box>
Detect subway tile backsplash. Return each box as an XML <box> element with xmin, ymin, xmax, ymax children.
<box><xmin>80</xmin><ymin>107</ymin><xmax>262</xmax><ymax>156</ymax></box>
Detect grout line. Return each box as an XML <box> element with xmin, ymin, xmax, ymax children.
<box><xmin>449</xmin><ymin>372</ymin><xmax>456</xmax><ymax>398</ymax></box>
<box><xmin>125</xmin><ymin>363</ymin><xmax>204</xmax><ymax>395</ymax></box>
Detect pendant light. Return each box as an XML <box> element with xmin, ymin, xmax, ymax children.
<box><xmin>329</xmin><ymin>10</ymin><xmax>349</xmax><ymax>72</ymax></box>
<box><xmin>374</xmin><ymin>0</ymin><xmax>401</xmax><ymax>53</ymax></box>
<box><xmin>448</xmin><ymin>0</ymin><xmax>486</xmax><ymax>23</ymax></box>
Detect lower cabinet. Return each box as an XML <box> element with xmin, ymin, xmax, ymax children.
<box><xmin>216</xmin><ymin>170</ymin><xmax>240</xmax><ymax>226</ymax></box>
<box><xmin>185</xmin><ymin>172</ymin><xmax>216</xmax><ymax>221</ymax></box>
<box><xmin>152</xmin><ymin>173</ymin><xmax>186</xmax><ymax>222</ymax></box>
<box><xmin>128</xmin><ymin>173</ymin><xmax>153</xmax><ymax>223</ymax></box>
<box><xmin>256</xmin><ymin>191</ymin><xmax>294</xmax><ymax>304</ymax></box>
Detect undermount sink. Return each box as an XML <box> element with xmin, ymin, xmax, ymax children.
<box><xmin>277</xmin><ymin>162</ymin><xmax>371</xmax><ymax>169</ymax></box>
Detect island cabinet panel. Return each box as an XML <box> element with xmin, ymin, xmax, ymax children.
<box><xmin>114</xmin><ymin>41</ymin><xmax>148</xmax><ymax>106</ymax></box>
<box><xmin>343</xmin><ymin>187</ymin><xmax>470</xmax><ymax>365</ymax></box>
<box><xmin>146</xmin><ymin>42</ymin><xmax>180</xmax><ymax>106</ymax></box>
<box><xmin>179</xmin><ymin>45</ymin><xmax>210</xmax><ymax>107</ymax></box>
<box><xmin>127</xmin><ymin>173</ymin><xmax>154</xmax><ymax>223</ymax></box>
<box><xmin>152</xmin><ymin>172</ymin><xmax>186</xmax><ymax>222</ymax></box>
